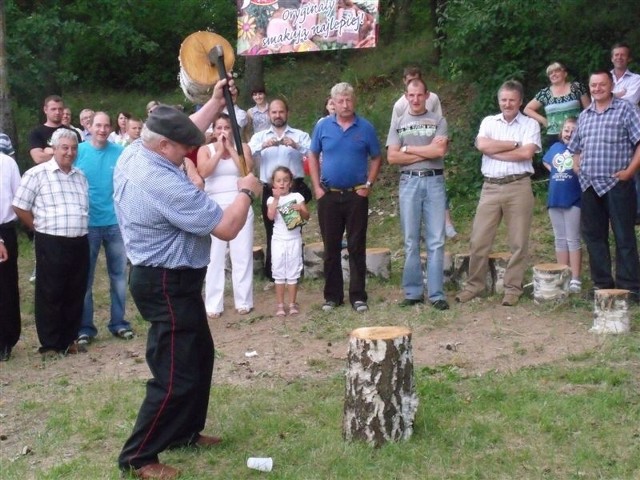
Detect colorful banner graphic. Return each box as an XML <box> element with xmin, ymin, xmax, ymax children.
<box><xmin>237</xmin><ymin>0</ymin><xmax>378</xmax><ymax>56</ymax></box>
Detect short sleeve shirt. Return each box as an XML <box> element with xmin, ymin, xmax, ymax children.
<box><xmin>386</xmin><ymin>110</ymin><xmax>447</xmax><ymax>170</ymax></box>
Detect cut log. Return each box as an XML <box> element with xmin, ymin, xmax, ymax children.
<box><xmin>178</xmin><ymin>31</ymin><xmax>235</xmax><ymax>103</ymax></box>
<box><xmin>302</xmin><ymin>242</ymin><xmax>324</xmax><ymax>279</ymax></box>
<box><xmin>489</xmin><ymin>252</ymin><xmax>512</xmax><ymax>294</ymax></box>
<box><xmin>443</xmin><ymin>251</ymin><xmax>453</xmax><ymax>284</ymax></box>
<box><xmin>253</xmin><ymin>246</ymin><xmax>264</xmax><ymax>276</ymax></box>
<box><xmin>452</xmin><ymin>253</ymin><xmax>470</xmax><ymax>289</ymax></box>
<box><xmin>342</xmin><ymin>247</ymin><xmax>391</xmax><ymax>281</ymax></box>
<box><xmin>365</xmin><ymin>247</ymin><xmax>390</xmax><ymax>280</ymax></box>
<box><xmin>343</xmin><ymin>326</ymin><xmax>418</xmax><ymax>447</ymax></box>
<box><xmin>451</xmin><ymin>252</ymin><xmax>493</xmax><ymax>293</ymax></box>
<box><xmin>532</xmin><ymin>263</ymin><xmax>570</xmax><ymax>303</ymax></box>
<box><xmin>421</xmin><ymin>251</ymin><xmax>454</xmax><ymax>286</ymax></box>
<box><xmin>591</xmin><ymin>289</ymin><xmax>630</xmax><ymax>334</ymax></box>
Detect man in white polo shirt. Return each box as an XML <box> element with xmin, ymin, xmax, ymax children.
<box><xmin>455</xmin><ymin>80</ymin><xmax>541</xmax><ymax>307</ymax></box>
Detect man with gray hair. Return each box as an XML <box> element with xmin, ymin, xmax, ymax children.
<box><xmin>115</xmin><ymin>78</ymin><xmax>261</xmax><ymax>479</ymax></box>
<box><xmin>308</xmin><ymin>82</ymin><xmax>381</xmax><ymax>313</ymax></box>
<box><xmin>12</xmin><ymin>128</ymin><xmax>90</xmax><ymax>358</ymax></box>
<box><xmin>455</xmin><ymin>80</ymin><xmax>541</xmax><ymax>307</ymax></box>
<box><xmin>78</xmin><ymin>108</ymin><xmax>95</xmax><ymax>140</ymax></box>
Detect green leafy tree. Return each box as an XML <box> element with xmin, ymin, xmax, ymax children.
<box><xmin>5</xmin><ymin>0</ymin><xmax>237</xmax><ymax>107</ymax></box>
<box><xmin>438</xmin><ymin>0</ymin><xmax>640</xmax><ymax>200</ymax></box>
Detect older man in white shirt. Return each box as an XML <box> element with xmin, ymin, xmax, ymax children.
<box><xmin>455</xmin><ymin>80</ymin><xmax>541</xmax><ymax>307</ymax></box>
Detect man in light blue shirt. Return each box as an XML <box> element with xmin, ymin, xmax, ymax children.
<box><xmin>74</xmin><ymin>112</ymin><xmax>132</xmax><ymax>344</ymax></box>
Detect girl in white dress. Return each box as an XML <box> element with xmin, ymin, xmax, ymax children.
<box><xmin>266</xmin><ymin>166</ymin><xmax>310</xmax><ymax>316</ymax></box>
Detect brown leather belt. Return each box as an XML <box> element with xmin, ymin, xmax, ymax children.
<box><xmin>483</xmin><ymin>173</ymin><xmax>530</xmax><ymax>185</ymax></box>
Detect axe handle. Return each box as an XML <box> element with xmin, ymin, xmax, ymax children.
<box><xmin>210</xmin><ymin>46</ymin><xmax>249</xmax><ymax>176</ymax></box>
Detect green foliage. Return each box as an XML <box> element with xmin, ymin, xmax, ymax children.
<box><xmin>439</xmin><ymin>0</ymin><xmax>640</xmax><ymax>116</ymax></box>
<box><xmin>5</xmin><ymin>0</ymin><xmax>237</xmax><ymax>108</ymax></box>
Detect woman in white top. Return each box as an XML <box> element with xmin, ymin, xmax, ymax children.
<box><xmin>108</xmin><ymin>111</ymin><xmax>131</xmax><ymax>144</ymax></box>
<box><xmin>197</xmin><ymin>113</ymin><xmax>255</xmax><ymax>318</ymax></box>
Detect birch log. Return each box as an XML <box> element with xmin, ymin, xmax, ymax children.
<box><xmin>343</xmin><ymin>326</ymin><xmax>418</xmax><ymax>447</ymax></box>
<box><xmin>591</xmin><ymin>289</ymin><xmax>630</xmax><ymax>334</ymax></box>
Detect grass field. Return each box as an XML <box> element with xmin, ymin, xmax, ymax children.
<box><xmin>4</xmin><ymin>28</ymin><xmax>640</xmax><ymax>480</ymax></box>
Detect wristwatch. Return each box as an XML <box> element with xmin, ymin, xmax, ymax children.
<box><xmin>401</xmin><ymin>145</ymin><xmax>408</xmax><ymax>153</ymax></box>
<box><xmin>239</xmin><ymin>188</ymin><xmax>255</xmax><ymax>201</ymax></box>
<box><xmin>365</xmin><ymin>180</ymin><xmax>373</xmax><ymax>189</ymax></box>
<box><xmin>513</xmin><ymin>141</ymin><xmax>520</xmax><ymax>149</ymax></box>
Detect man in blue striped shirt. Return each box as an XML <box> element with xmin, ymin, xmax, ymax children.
<box><xmin>568</xmin><ymin>70</ymin><xmax>640</xmax><ymax>300</ymax></box>
<box><xmin>115</xmin><ymin>79</ymin><xmax>261</xmax><ymax>480</ymax></box>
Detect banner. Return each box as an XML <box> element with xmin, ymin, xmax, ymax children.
<box><xmin>237</xmin><ymin>0</ymin><xmax>378</xmax><ymax>56</ymax></box>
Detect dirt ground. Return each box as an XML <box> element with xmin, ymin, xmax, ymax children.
<box><xmin>0</xmin><ymin>278</ymin><xmax>604</xmax><ymax>465</ymax></box>
<box><xmin>0</xmin><ymin>281</ymin><xmax>603</xmax><ymax>385</ymax></box>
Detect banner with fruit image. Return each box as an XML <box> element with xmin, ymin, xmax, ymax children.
<box><xmin>237</xmin><ymin>0</ymin><xmax>378</xmax><ymax>55</ymax></box>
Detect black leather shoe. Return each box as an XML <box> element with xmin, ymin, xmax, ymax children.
<box><xmin>399</xmin><ymin>298</ymin><xmax>424</xmax><ymax>307</ymax></box>
<box><xmin>0</xmin><ymin>346</ymin><xmax>11</xmax><ymax>361</ymax></box>
<box><xmin>432</xmin><ymin>299</ymin><xmax>450</xmax><ymax>310</ymax></box>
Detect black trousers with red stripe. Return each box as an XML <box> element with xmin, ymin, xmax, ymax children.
<box><xmin>119</xmin><ymin>265</ymin><xmax>213</xmax><ymax>471</ymax></box>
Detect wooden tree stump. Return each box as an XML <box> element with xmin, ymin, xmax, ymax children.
<box><xmin>303</xmin><ymin>242</ymin><xmax>324</xmax><ymax>279</ymax></box>
<box><xmin>443</xmin><ymin>251</ymin><xmax>454</xmax><ymax>284</ymax></box>
<box><xmin>591</xmin><ymin>289</ymin><xmax>630</xmax><ymax>334</ymax></box>
<box><xmin>452</xmin><ymin>253</ymin><xmax>470</xmax><ymax>289</ymax></box>
<box><xmin>366</xmin><ymin>247</ymin><xmax>390</xmax><ymax>280</ymax></box>
<box><xmin>489</xmin><ymin>252</ymin><xmax>512</xmax><ymax>294</ymax></box>
<box><xmin>343</xmin><ymin>326</ymin><xmax>418</xmax><ymax>447</ymax></box>
<box><xmin>451</xmin><ymin>253</ymin><xmax>493</xmax><ymax>293</ymax></box>
<box><xmin>253</xmin><ymin>246</ymin><xmax>264</xmax><ymax>276</ymax></box>
<box><xmin>342</xmin><ymin>247</ymin><xmax>391</xmax><ymax>281</ymax></box>
<box><xmin>532</xmin><ymin>263</ymin><xmax>570</xmax><ymax>303</ymax></box>
<box><xmin>420</xmin><ymin>251</ymin><xmax>454</xmax><ymax>287</ymax></box>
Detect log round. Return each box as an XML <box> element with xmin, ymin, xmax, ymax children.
<box><xmin>591</xmin><ymin>289</ymin><xmax>630</xmax><ymax>334</ymax></box>
<box><xmin>343</xmin><ymin>326</ymin><xmax>418</xmax><ymax>447</ymax></box>
<box><xmin>178</xmin><ymin>31</ymin><xmax>235</xmax><ymax>103</ymax></box>
<box><xmin>365</xmin><ymin>247</ymin><xmax>391</xmax><ymax>280</ymax></box>
<box><xmin>489</xmin><ymin>252</ymin><xmax>512</xmax><ymax>294</ymax></box>
<box><xmin>533</xmin><ymin>263</ymin><xmax>570</xmax><ymax>303</ymax></box>
<box><xmin>302</xmin><ymin>242</ymin><xmax>324</xmax><ymax>279</ymax></box>
<box><xmin>253</xmin><ymin>246</ymin><xmax>264</xmax><ymax>276</ymax></box>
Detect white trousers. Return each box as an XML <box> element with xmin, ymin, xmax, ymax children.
<box><xmin>205</xmin><ymin>207</ymin><xmax>254</xmax><ymax>313</ymax></box>
<box><xmin>271</xmin><ymin>236</ymin><xmax>303</xmax><ymax>284</ymax></box>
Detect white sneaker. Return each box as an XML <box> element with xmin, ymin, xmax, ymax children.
<box><xmin>569</xmin><ymin>279</ymin><xmax>582</xmax><ymax>293</ymax></box>
<box><xmin>445</xmin><ymin>223</ymin><xmax>457</xmax><ymax>239</ymax></box>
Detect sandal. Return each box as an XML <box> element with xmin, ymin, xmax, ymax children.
<box><xmin>276</xmin><ymin>304</ymin><xmax>286</xmax><ymax>317</ymax></box>
<box><xmin>289</xmin><ymin>303</ymin><xmax>300</xmax><ymax>315</ymax></box>
<box><xmin>207</xmin><ymin>312</ymin><xmax>222</xmax><ymax>319</ymax></box>
<box><xmin>237</xmin><ymin>308</ymin><xmax>252</xmax><ymax>315</ymax></box>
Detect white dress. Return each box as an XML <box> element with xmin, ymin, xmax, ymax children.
<box><xmin>203</xmin><ymin>144</ymin><xmax>254</xmax><ymax>314</ymax></box>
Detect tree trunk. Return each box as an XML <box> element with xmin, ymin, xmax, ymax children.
<box><xmin>343</xmin><ymin>326</ymin><xmax>418</xmax><ymax>447</ymax></box>
<box><xmin>243</xmin><ymin>56</ymin><xmax>264</xmax><ymax>105</ymax></box>
<box><xmin>0</xmin><ymin>0</ymin><xmax>17</xmax><ymax>156</ymax></box>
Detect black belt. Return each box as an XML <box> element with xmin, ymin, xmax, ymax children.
<box><xmin>400</xmin><ymin>169</ymin><xmax>443</xmax><ymax>177</ymax></box>
<box><xmin>325</xmin><ymin>184</ymin><xmax>367</xmax><ymax>193</ymax></box>
<box><xmin>483</xmin><ymin>173</ymin><xmax>530</xmax><ymax>185</ymax></box>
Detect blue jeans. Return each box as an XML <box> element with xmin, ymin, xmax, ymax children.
<box><xmin>80</xmin><ymin>225</ymin><xmax>130</xmax><ymax>337</ymax></box>
<box><xmin>399</xmin><ymin>174</ymin><xmax>446</xmax><ymax>302</ymax></box>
